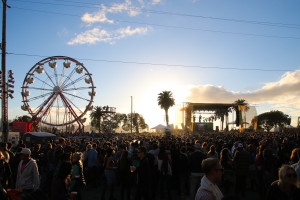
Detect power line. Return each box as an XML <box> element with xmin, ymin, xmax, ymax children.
<box><xmin>6</xmin><ymin>52</ymin><xmax>294</xmax><ymax>72</ymax></box>
<box><xmin>12</xmin><ymin>0</ymin><xmax>97</xmax><ymax>9</ymax></box>
<box><xmin>11</xmin><ymin>0</ymin><xmax>300</xmax><ymax>30</ymax></box>
<box><xmin>10</xmin><ymin>6</ymin><xmax>300</xmax><ymax>40</ymax></box>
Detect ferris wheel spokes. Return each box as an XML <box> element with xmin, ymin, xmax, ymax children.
<box><xmin>61</xmin><ymin>75</ymin><xmax>86</xmax><ymax>91</ymax></box>
<box><xmin>59</xmin><ymin>64</ymin><xmax>67</xmax><ymax>87</ymax></box>
<box><xmin>63</xmin><ymin>86</ymin><xmax>93</xmax><ymax>91</ymax></box>
<box><xmin>26</xmin><ymin>92</ymin><xmax>53</xmax><ymax>102</ymax></box>
<box><xmin>26</xmin><ymin>87</ymin><xmax>53</xmax><ymax>91</ymax></box>
<box><xmin>43</xmin><ymin>68</ymin><xmax>57</xmax><ymax>87</ymax></box>
<box><xmin>62</xmin><ymin>91</ymin><xmax>91</xmax><ymax>102</ymax></box>
<box><xmin>60</xmin><ymin>65</ymin><xmax>77</xmax><ymax>88</ymax></box>
<box><xmin>53</xmin><ymin>66</ymin><xmax>59</xmax><ymax>86</ymax></box>
<box><xmin>32</xmin><ymin>74</ymin><xmax>54</xmax><ymax>88</ymax></box>
<box><xmin>62</xmin><ymin>93</ymin><xmax>84</xmax><ymax>115</ymax></box>
<box><xmin>30</xmin><ymin>93</ymin><xmax>55</xmax><ymax>119</ymax></box>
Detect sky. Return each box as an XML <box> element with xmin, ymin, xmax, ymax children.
<box><xmin>2</xmin><ymin>0</ymin><xmax>300</xmax><ymax>130</ymax></box>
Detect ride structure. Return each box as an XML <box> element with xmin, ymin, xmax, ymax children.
<box><xmin>100</xmin><ymin>106</ymin><xmax>116</xmax><ymax>133</ymax></box>
<box><xmin>21</xmin><ymin>56</ymin><xmax>95</xmax><ymax>134</ymax></box>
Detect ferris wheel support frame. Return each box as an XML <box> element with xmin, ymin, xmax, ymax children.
<box><xmin>29</xmin><ymin>93</ymin><xmax>56</xmax><ymax>124</ymax></box>
<box><xmin>60</xmin><ymin>92</ymin><xmax>84</xmax><ymax>133</ymax></box>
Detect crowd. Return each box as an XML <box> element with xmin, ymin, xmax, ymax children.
<box><xmin>0</xmin><ymin>130</ymin><xmax>299</xmax><ymax>200</ymax></box>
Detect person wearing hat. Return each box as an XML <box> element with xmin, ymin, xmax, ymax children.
<box><xmin>15</xmin><ymin>148</ymin><xmax>40</xmax><ymax>192</ymax></box>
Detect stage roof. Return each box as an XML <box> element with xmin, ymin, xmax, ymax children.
<box><xmin>184</xmin><ymin>103</ymin><xmax>237</xmax><ymax>111</ymax></box>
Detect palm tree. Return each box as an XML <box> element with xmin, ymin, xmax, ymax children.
<box><xmin>234</xmin><ymin>99</ymin><xmax>249</xmax><ymax>127</ymax></box>
<box><xmin>234</xmin><ymin>99</ymin><xmax>248</xmax><ymax>106</ymax></box>
<box><xmin>158</xmin><ymin>91</ymin><xmax>175</xmax><ymax>126</ymax></box>
<box><xmin>89</xmin><ymin>106</ymin><xmax>103</xmax><ymax>133</ymax></box>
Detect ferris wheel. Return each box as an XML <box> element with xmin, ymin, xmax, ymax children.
<box><xmin>21</xmin><ymin>56</ymin><xmax>95</xmax><ymax>132</ymax></box>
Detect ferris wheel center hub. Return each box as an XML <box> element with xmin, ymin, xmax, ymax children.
<box><xmin>53</xmin><ymin>86</ymin><xmax>62</xmax><ymax>94</ymax></box>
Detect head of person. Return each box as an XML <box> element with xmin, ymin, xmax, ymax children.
<box><xmin>59</xmin><ymin>137</ymin><xmax>66</xmax><ymax>146</ymax></box>
<box><xmin>237</xmin><ymin>143</ymin><xmax>243</xmax><ymax>151</ymax></box>
<box><xmin>290</xmin><ymin>148</ymin><xmax>300</xmax><ymax>163</ymax></box>
<box><xmin>194</xmin><ymin>143</ymin><xmax>202</xmax><ymax>151</ymax></box>
<box><xmin>20</xmin><ymin>148</ymin><xmax>31</xmax><ymax>161</ymax></box>
<box><xmin>278</xmin><ymin>165</ymin><xmax>298</xmax><ymax>187</ymax></box>
<box><xmin>0</xmin><ymin>152</ymin><xmax>5</xmax><ymax>162</ymax></box>
<box><xmin>105</xmin><ymin>147</ymin><xmax>114</xmax><ymax>157</ymax></box>
<box><xmin>92</xmin><ymin>143</ymin><xmax>97</xmax><ymax>149</ymax></box>
<box><xmin>72</xmin><ymin>152</ymin><xmax>82</xmax><ymax>164</ymax></box>
<box><xmin>138</xmin><ymin>146</ymin><xmax>147</xmax><ymax>159</ymax></box>
<box><xmin>86</xmin><ymin>144</ymin><xmax>92</xmax><ymax>152</ymax></box>
<box><xmin>202</xmin><ymin>142</ymin><xmax>208</xmax><ymax>150</ymax></box>
<box><xmin>202</xmin><ymin>158</ymin><xmax>224</xmax><ymax>184</ymax></box>
<box><xmin>209</xmin><ymin>145</ymin><xmax>216</xmax><ymax>154</ymax></box>
<box><xmin>220</xmin><ymin>148</ymin><xmax>231</xmax><ymax>160</ymax></box>
<box><xmin>46</xmin><ymin>143</ymin><xmax>52</xmax><ymax>150</ymax></box>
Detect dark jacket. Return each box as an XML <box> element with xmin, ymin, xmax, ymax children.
<box><xmin>137</xmin><ymin>155</ymin><xmax>150</xmax><ymax>184</ymax></box>
<box><xmin>233</xmin><ymin>149</ymin><xmax>250</xmax><ymax>175</ymax></box>
<box><xmin>266</xmin><ymin>182</ymin><xmax>300</xmax><ymax>200</ymax></box>
<box><xmin>188</xmin><ymin>150</ymin><xmax>207</xmax><ymax>174</ymax></box>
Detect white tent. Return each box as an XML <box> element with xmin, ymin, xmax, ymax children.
<box><xmin>151</xmin><ymin>124</ymin><xmax>167</xmax><ymax>129</ymax></box>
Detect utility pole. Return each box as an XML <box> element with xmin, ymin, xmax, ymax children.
<box><xmin>1</xmin><ymin>0</ymin><xmax>10</xmax><ymax>142</ymax></box>
<box><xmin>130</xmin><ymin>96</ymin><xmax>132</xmax><ymax>134</ymax></box>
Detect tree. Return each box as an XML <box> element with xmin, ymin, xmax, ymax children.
<box><xmin>234</xmin><ymin>99</ymin><xmax>249</xmax><ymax>126</ymax></box>
<box><xmin>158</xmin><ymin>91</ymin><xmax>175</xmax><ymax>126</ymax></box>
<box><xmin>122</xmin><ymin>113</ymin><xmax>148</xmax><ymax>133</ymax></box>
<box><xmin>13</xmin><ymin>115</ymin><xmax>31</xmax><ymax>122</ymax></box>
<box><xmin>101</xmin><ymin>113</ymin><xmax>127</xmax><ymax>133</ymax></box>
<box><xmin>214</xmin><ymin>109</ymin><xmax>228</xmax><ymax>130</ymax></box>
<box><xmin>89</xmin><ymin>106</ymin><xmax>103</xmax><ymax>133</ymax></box>
<box><xmin>234</xmin><ymin>99</ymin><xmax>249</xmax><ymax>107</ymax></box>
<box><xmin>257</xmin><ymin>110</ymin><xmax>291</xmax><ymax>132</ymax></box>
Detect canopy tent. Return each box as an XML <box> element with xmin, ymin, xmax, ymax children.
<box><xmin>151</xmin><ymin>124</ymin><xmax>167</xmax><ymax>129</ymax></box>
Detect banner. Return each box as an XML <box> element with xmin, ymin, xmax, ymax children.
<box><xmin>12</xmin><ymin>122</ymin><xmax>28</xmax><ymax>133</ymax></box>
<box><xmin>238</xmin><ymin>105</ymin><xmax>247</xmax><ymax>111</ymax></box>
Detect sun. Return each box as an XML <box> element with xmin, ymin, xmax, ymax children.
<box><xmin>133</xmin><ymin>84</ymin><xmax>190</xmax><ymax>129</ymax></box>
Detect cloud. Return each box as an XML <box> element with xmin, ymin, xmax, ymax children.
<box><xmin>70</xmin><ymin>0</ymin><xmax>160</xmax><ymax>45</ymax></box>
<box><xmin>151</xmin><ymin>0</ymin><xmax>162</xmax><ymax>5</ymax></box>
<box><xmin>81</xmin><ymin>0</ymin><xmax>143</xmax><ymax>25</ymax></box>
<box><xmin>185</xmin><ymin>70</ymin><xmax>300</xmax><ymax>119</ymax></box>
<box><xmin>68</xmin><ymin>26</ymin><xmax>148</xmax><ymax>45</ymax></box>
<box><xmin>186</xmin><ymin>70</ymin><xmax>300</xmax><ymax>104</ymax></box>
<box><xmin>186</xmin><ymin>70</ymin><xmax>300</xmax><ymax>122</ymax></box>
<box><xmin>81</xmin><ymin>5</ymin><xmax>114</xmax><ymax>24</ymax></box>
